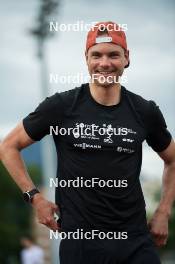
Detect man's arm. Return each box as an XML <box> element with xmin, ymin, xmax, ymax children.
<box><xmin>148</xmin><ymin>139</ymin><xmax>175</xmax><ymax>247</ymax></box>
<box><xmin>0</xmin><ymin>122</ymin><xmax>60</xmax><ymax>231</ymax></box>
<box><xmin>157</xmin><ymin>139</ymin><xmax>175</xmax><ymax>217</ymax></box>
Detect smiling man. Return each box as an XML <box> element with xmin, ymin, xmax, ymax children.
<box><xmin>87</xmin><ymin>23</ymin><xmax>129</xmax><ymax>91</ymax></box>
<box><xmin>0</xmin><ymin>21</ymin><xmax>175</xmax><ymax>264</ymax></box>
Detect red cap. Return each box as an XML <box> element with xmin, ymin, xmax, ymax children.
<box><xmin>86</xmin><ymin>21</ymin><xmax>129</xmax><ymax>68</ymax></box>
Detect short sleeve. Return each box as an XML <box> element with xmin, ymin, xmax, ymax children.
<box><xmin>146</xmin><ymin>100</ymin><xmax>172</xmax><ymax>152</ymax></box>
<box><xmin>23</xmin><ymin>93</ymin><xmax>64</xmax><ymax>141</ymax></box>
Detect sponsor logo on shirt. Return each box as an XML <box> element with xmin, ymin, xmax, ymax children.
<box><xmin>116</xmin><ymin>146</ymin><xmax>135</xmax><ymax>153</ymax></box>
<box><xmin>74</xmin><ymin>143</ymin><xmax>101</xmax><ymax>149</ymax></box>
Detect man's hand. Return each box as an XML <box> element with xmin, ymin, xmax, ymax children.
<box><xmin>148</xmin><ymin>210</ymin><xmax>169</xmax><ymax>247</ymax></box>
<box><xmin>32</xmin><ymin>193</ymin><xmax>61</xmax><ymax>232</ymax></box>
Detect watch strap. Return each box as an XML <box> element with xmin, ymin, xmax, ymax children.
<box><xmin>23</xmin><ymin>188</ymin><xmax>40</xmax><ymax>203</ymax></box>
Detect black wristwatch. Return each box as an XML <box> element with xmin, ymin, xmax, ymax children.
<box><xmin>23</xmin><ymin>188</ymin><xmax>40</xmax><ymax>203</ymax></box>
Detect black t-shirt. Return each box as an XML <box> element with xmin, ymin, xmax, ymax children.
<box><xmin>23</xmin><ymin>84</ymin><xmax>172</xmax><ymax>233</ymax></box>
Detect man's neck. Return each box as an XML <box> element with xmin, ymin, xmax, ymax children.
<box><xmin>89</xmin><ymin>83</ymin><xmax>121</xmax><ymax>106</ymax></box>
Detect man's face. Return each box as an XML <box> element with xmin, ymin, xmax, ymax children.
<box><xmin>86</xmin><ymin>43</ymin><xmax>129</xmax><ymax>87</ymax></box>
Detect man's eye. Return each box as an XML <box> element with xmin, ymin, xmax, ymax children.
<box><xmin>110</xmin><ymin>54</ymin><xmax>120</xmax><ymax>58</ymax></box>
<box><xmin>92</xmin><ymin>55</ymin><xmax>100</xmax><ymax>58</ymax></box>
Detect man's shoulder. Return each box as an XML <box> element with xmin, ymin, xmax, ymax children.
<box><xmin>124</xmin><ymin>87</ymin><xmax>156</xmax><ymax>114</ymax></box>
<box><xmin>124</xmin><ymin>87</ymin><xmax>158</xmax><ymax>128</ymax></box>
<box><xmin>58</xmin><ymin>84</ymin><xmax>85</xmax><ymax>103</ymax></box>
<box><xmin>124</xmin><ymin>87</ymin><xmax>151</xmax><ymax>108</ymax></box>
<box><xmin>43</xmin><ymin>84</ymin><xmax>85</xmax><ymax>110</ymax></box>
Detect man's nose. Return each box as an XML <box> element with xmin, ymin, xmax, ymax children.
<box><xmin>99</xmin><ymin>56</ymin><xmax>111</xmax><ymax>68</ymax></box>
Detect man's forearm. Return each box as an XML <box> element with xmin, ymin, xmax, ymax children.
<box><xmin>157</xmin><ymin>161</ymin><xmax>175</xmax><ymax>218</ymax></box>
<box><xmin>0</xmin><ymin>145</ymin><xmax>36</xmax><ymax>192</ymax></box>
<box><xmin>0</xmin><ymin>143</ymin><xmax>60</xmax><ymax>231</ymax></box>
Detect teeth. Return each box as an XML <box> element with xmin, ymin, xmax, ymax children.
<box><xmin>98</xmin><ymin>72</ymin><xmax>113</xmax><ymax>74</ymax></box>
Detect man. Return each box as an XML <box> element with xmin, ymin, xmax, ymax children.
<box><xmin>0</xmin><ymin>21</ymin><xmax>175</xmax><ymax>263</ymax></box>
<box><xmin>20</xmin><ymin>236</ymin><xmax>44</xmax><ymax>264</ymax></box>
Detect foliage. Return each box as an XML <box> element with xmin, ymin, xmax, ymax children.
<box><xmin>0</xmin><ymin>162</ymin><xmax>42</xmax><ymax>264</ymax></box>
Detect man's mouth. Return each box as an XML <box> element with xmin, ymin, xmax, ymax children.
<box><xmin>95</xmin><ymin>71</ymin><xmax>115</xmax><ymax>76</ymax></box>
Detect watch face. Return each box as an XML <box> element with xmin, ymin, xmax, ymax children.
<box><xmin>23</xmin><ymin>192</ymin><xmax>31</xmax><ymax>202</ymax></box>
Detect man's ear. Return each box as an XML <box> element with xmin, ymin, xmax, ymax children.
<box><xmin>124</xmin><ymin>49</ymin><xmax>130</xmax><ymax>68</ymax></box>
<box><xmin>85</xmin><ymin>51</ymin><xmax>88</xmax><ymax>64</ymax></box>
